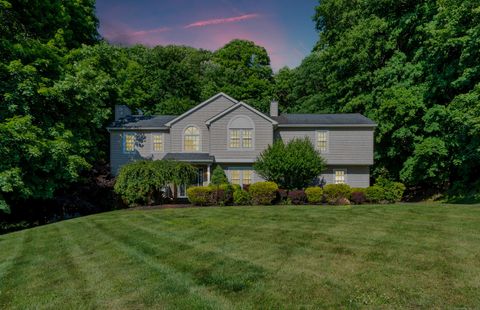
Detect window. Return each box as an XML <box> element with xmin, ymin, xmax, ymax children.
<box><xmin>228</xmin><ymin>116</ymin><xmax>254</xmax><ymax>149</ymax></box>
<box><xmin>334</xmin><ymin>169</ymin><xmax>346</xmax><ymax>184</ymax></box>
<box><xmin>229</xmin><ymin>129</ymin><xmax>253</xmax><ymax>148</ymax></box>
<box><xmin>316</xmin><ymin>131</ymin><xmax>328</xmax><ymax>152</ymax></box>
<box><xmin>229</xmin><ymin>169</ymin><xmax>253</xmax><ymax>186</ymax></box>
<box><xmin>184</xmin><ymin>126</ymin><xmax>200</xmax><ymax>151</ymax></box>
<box><xmin>230</xmin><ymin>130</ymin><xmax>241</xmax><ymax>148</ymax></box>
<box><xmin>242</xmin><ymin>170</ymin><xmax>253</xmax><ymax>185</ymax></box>
<box><xmin>123</xmin><ymin>133</ymin><xmax>135</xmax><ymax>153</ymax></box>
<box><xmin>230</xmin><ymin>170</ymin><xmax>241</xmax><ymax>185</ymax></box>
<box><xmin>152</xmin><ymin>134</ymin><xmax>163</xmax><ymax>152</ymax></box>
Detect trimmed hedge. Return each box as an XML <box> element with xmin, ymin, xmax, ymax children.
<box><xmin>305</xmin><ymin>187</ymin><xmax>323</xmax><ymax>204</ymax></box>
<box><xmin>249</xmin><ymin>181</ymin><xmax>279</xmax><ymax>205</ymax></box>
<box><xmin>323</xmin><ymin>183</ymin><xmax>351</xmax><ymax>204</ymax></box>
<box><xmin>233</xmin><ymin>189</ymin><xmax>252</xmax><ymax>205</ymax></box>
<box><xmin>365</xmin><ymin>185</ymin><xmax>385</xmax><ymax>203</ymax></box>
<box><xmin>187</xmin><ymin>186</ymin><xmax>212</xmax><ymax>206</ymax></box>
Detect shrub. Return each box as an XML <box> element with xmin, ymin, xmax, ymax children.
<box><xmin>305</xmin><ymin>187</ymin><xmax>323</xmax><ymax>204</ymax></box>
<box><xmin>210</xmin><ymin>183</ymin><xmax>234</xmax><ymax>205</ymax></box>
<box><xmin>233</xmin><ymin>189</ymin><xmax>252</xmax><ymax>205</ymax></box>
<box><xmin>249</xmin><ymin>181</ymin><xmax>279</xmax><ymax>205</ymax></box>
<box><xmin>114</xmin><ymin>160</ymin><xmax>196</xmax><ymax>206</ymax></box>
<box><xmin>376</xmin><ymin>177</ymin><xmax>405</xmax><ymax>202</ymax></box>
<box><xmin>365</xmin><ymin>185</ymin><xmax>385</xmax><ymax>203</ymax></box>
<box><xmin>277</xmin><ymin>189</ymin><xmax>288</xmax><ymax>203</ymax></box>
<box><xmin>323</xmin><ymin>184</ymin><xmax>352</xmax><ymax>204</ymax></box>
<box><xmin>186</xmin><ymin>186</ymin><xmax>213</xmax><ymax>206</ymax></box>
<box><xmin>254</xmin><ymin>138</ymin><xmax>326</xmax><ymax>189</ymax></box>
<box><xmin>210</xmin><ymin>165</ymin><xmax>229</xmax><ymax>185</ymax></box>
<box><xmin>288</xmin><ymin>190</ymin><xmax>306</xmax><ymax>205</ymax></box>
<box><xmin>350</xmin><ymin>191</ymin><xmax>366</xmax><ymax>204</ymax></box>
<box><xmin>336</xmin><ymin>197</ymin><xmax>351</xmax><ymax>205</ymax></box>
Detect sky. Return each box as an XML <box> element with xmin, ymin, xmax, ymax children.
<box><xmin>96</xmin><ymin>0</ymin><xmax>319</xmax><ymax>71</ymax></box>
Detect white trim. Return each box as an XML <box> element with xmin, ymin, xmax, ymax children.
<box><xmin>151</xmin><ymin>133</ymin><xmax>164</xmax><ymax>153</ymax></box>
<box><xmin>205</xmin><ymin>102</ymin><xmax>278</xmax><ymax>126</ymax></box>
<box><xmin>165</xmin><ymin>93</ymin><xmax>238</xmax><ymax>127</ymax></box>
<box><xmin>315</xmin><ymin>130</ymin><xmax>329</xmax><ymax>153</ymax></box>
<box><xmin>333</xmin><ymin>169</ymin><xmax>347</xmax><ymax>184</ymax></box>
<box><xmin>226</xmin><ymin>166</ymin><xmax>254</xmax><ymax>187</ymax></box>
<box><xmin>182</xmin><ymin>125</ymin><xmax>202</xmax><ymax>152</ymax></box>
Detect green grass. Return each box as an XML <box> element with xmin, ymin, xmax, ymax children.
<box><xmin>1</xmin><ymin>203</ymin><xmax>480</xmax><ymax>309</ymax></box>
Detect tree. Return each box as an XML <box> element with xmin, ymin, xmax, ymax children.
<box><xmin>277</xmin><ymin>0</ymin><xmax>480</xmax><ymax>195</ymax></box>
<box><xmin>210</xmin><ymin>166</ymin><xmax>229</xmax><ymax>185</ymax></box>
<box><xmin>254</xmin><ymin>138</ymin><xmax>326</xmax><ymax>189</ymax></box>
<box><xmin>114</xmin><ymin>160</ymin><xmax>197</xmax><ymax>206</ymax></box>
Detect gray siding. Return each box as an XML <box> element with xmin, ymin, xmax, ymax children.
<box><xmin>321</xmin><ymin>165</ymin><xmax>370</xmax><ymax>188</ymax></box>
<box><xmin>110</xmin><ymin>130</ymin><xmax>170</xmax><ymax>175</ymax></box>
<box><xmin>170</xmin><ymin>95</ymin><xmax>236</xmax><ymax>153</ymax></box>
<box><xmin>209</xmin><ymin>105</ymin><xmax>274</xmax><ymax>162</ymax></box>
<box><xmin>275</xmin><ymin>127</ymin><xmax>374</xmax><ymax>165</ymax></box>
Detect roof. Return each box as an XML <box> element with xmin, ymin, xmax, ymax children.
<box><xmin>163</xmin><ymin>153</ymin><xmax>215</xmax><ymax>163</ymax></box>
<box><xmin>164</xmin><ymin>92</ymin><xmax>238</xmax><ymax>127</ymax></box>
<box><xmin>205</xmin><ymin>101</ymin><xmax>278</xmax><ymax>126</ymax></box>
<box><xmin>107</xmin><ymin>115</ymin><xmax>177</xmax><ymax>130</ymax></box>
<box><xmin>272</xmin><ymin>113</ymin><xmax>377</xmax><ymax>127</ymax></box>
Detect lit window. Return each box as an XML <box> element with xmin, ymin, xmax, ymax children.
<box><xmin>124</xmin><ymin>133</ymin><xmax>135</xmax><ymax>153</ymax></box>
<box><xmin>334</xmin><ymin>170</ymin><xmax>346</xmax><ymax>184</ymax></box>
<box><xmin>152</xmin><ymin>134</ymin><xmax>163</xmax><ymax>152</ymax></box>
<box><xmin>317</xmin><ymin>131</ymin><xmax>328</xmax><ymax>152</ymax></box>
<box><xmin>229</xmin><ymin>129</ymin><xmax>253</xmax><ymax>148</ymax></box>
<box><xmin>242</xmin><ymin>129</ymin><xmax>253</xmax><ymax>148</ymax></box>
<box><xmin>242</xmin><ymin>170</ymin><xmax>253</xmax><ymax>185</ymax></box>
<box><xmin>229</xmin><ymin>130</ymin><xmax>241</xmax><ymax>148</ymax></box>
<box><xmin>231</xmin><ymin>170</ymin><xmax>241</xmax><ymax>185</ymax></box>
<box><xmin>184</xmin><ymin>126</ymin><xmax>200</xmax><ymax>151</ymax></box>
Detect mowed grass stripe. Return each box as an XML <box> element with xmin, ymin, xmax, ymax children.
<box><xmin>1</xmin><ymin>203</ymin><xmax>480</xmax><ymax>308</ymax></box>
<box><xmin>83</xmin><ymin>218</ymin><xmax>236</xmax><ymax>309</ymax></box>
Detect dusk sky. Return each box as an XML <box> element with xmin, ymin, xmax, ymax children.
<box><xmin>96</xmin><ymin>0</ymin><xmax>319</xmax><ymax>71</ymax></box>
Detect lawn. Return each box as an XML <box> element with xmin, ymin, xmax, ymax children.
<box><xmin>1</xmin><ymin>203</ymin><xmax>480</xmax><ymax>309</ymax></box>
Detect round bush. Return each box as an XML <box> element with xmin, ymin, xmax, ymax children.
<box><xmin>350</xmin><ymin>191</ymin><xmax>366</xmax><ymax>204</ymax></box>
<box><xmin>233</xmin><ymin>189</ymin><xmax>252</xmax><ymax>205</ymax></box>
<box><xmin>323</xmin><ymin>184</ymin><xmax>352</xmax><ymax>204</ymax></box>
<box><xmin>288</xmin><ymin>190</ymin><xmax>306</xmax><ymax>205</ymax></box>
<box><xmin>209</xmin><ymin>183</ymin><xmax>235</xmax><ymax>206</ymax></box>
<box><xmin>187</xmin><ymin>186</ymin><xmax>212</xmax><ymax>206</ymax></box>
<box><xmin>365</xmin><ymin>185</ymin><xmax>386</xmax><ymax>203</ymax></box>
<box><xmin>305</xmin><ymin>187</ymin><xmax>323</xmax><ymax>204</ymax></box>
<box><xmin>249</xmin><ymin>181</ymin><xmax>279</xmax><ymax>205</ymax></box>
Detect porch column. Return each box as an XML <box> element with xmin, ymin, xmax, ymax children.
<box><xmin>207</xmin><ymin>164</ymin><xmax>211</xmax><ymax>184</ymax></box>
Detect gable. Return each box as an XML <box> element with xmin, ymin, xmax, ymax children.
<box><xmin>164</xmin><ymin>93</ymin><xmax>238</xmax><ymax>127</ymax></box>
<box><xmin>205</xmin><ymin>102</ymin><xmax>277</xmax><ymax>126</ymax></box>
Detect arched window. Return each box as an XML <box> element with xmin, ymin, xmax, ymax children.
<box><xmin>184</xmin><ymin>126</ymin><xmax>200</xmax><ymax>151</ymax></box>
<box><xmin>228</xmin><ymin>116</ymin><xmax>254</xmax><ymax>149</ymax></box>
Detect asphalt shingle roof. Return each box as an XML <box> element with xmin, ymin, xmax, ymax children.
<box><xmin>163</xmin><ymin>153</ymin><xmax>215</xmax><ymax>162</ymax></box>
<box><xmin>108</xmin><ymin>115</ymin><xmax>177</xmax><ymax>129</ymax></box>
<box><xmin>272</xmin><ymin>113</ymin><xmax>376</xmax><ymax>126</ymax></box>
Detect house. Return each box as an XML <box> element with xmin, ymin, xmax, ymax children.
<box><xmin>107</xmin><ymin>93</ymin><xmax>376</xmax><ymax>197</ymax></box>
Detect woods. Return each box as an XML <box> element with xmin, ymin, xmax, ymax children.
<box><xmin>1</xmin><ymin>0</ymin><xmax>479</xmax><ymax>217</ymax></box>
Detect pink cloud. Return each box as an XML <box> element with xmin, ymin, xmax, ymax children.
<box><xmin>131</xmin><ymin>27</ymin><xmax>171</xmax><ymax>36</ymax></box>
<box><xmin>184</xmin><ymin>13</ymin><xmax>260</xmax><ymax>28</ymax></box>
